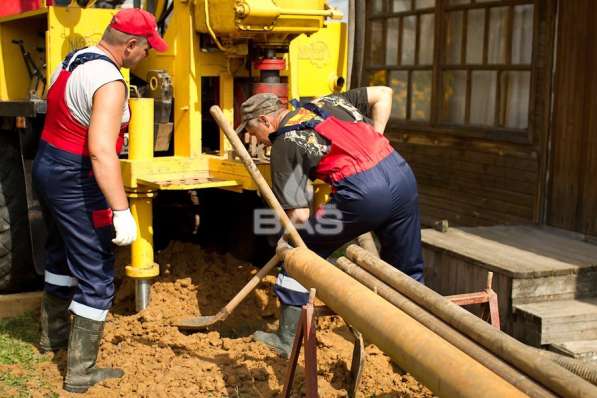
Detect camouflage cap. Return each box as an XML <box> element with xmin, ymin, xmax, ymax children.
<box><xmin>236</xmin><ymin>93</ymin><xmax>282</xmax><ymax>133</ymax></box>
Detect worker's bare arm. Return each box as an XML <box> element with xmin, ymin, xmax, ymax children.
<box><xmin>88</xmin><ymin>80</ymin><xmax>129</xmax><ymax>211</ymax></box>
<box><xmin>366</xmin><ymin>86</ymin><xmax>393</xmax><ymax>134</ymax></box>
<box><xmin>286</xmin><ymin>208</ymin><xmax>310</xmax><ymax>226</ymax></box>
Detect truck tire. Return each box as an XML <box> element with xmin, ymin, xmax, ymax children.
<box><xmin>0</xmin><ymin>133</ymin><xmax>37</xmax><ymax>292</ymax></box>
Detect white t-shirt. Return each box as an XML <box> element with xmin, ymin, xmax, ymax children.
<box><xmin>49</xmin><ymin>46</ymin><xmax>130</xmax><ymax>127</ymax></box>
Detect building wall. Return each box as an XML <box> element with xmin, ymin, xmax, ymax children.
<box><xmin>355</xmin><ymin>1</ymin><xmax>557</xmax><ymax>228</ymax></box>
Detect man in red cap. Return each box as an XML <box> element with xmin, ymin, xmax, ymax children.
<box><xmin>32</xmin><ymin>7</ymin><xmax>167</xmax><ymax>393</ymax></box>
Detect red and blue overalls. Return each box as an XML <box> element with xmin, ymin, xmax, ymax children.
<box><xmin>272</xmin><ymin>102</ymin><xmax>424</xmax><ymax>306</ymax></box>
<box><xmin>32</xmin><ymin>50</ymin><xmax>127</xmax><ymax>321</ymax></box>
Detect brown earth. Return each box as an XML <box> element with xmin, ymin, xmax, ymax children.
<box><xmin>28</xmin><ymin>241</ymin><xmax>433</xmax><ymax>397</ymax></box>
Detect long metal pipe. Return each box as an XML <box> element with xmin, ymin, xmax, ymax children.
<box><xmin>280</xmin><ymin>246</ymin><xmax>527</xmax><ymax>398</ymax></box>
<box><xmin>345</xmin><ymin>244</ymin><xmax>597</xmax><ymax>398</ymax></box>
<box><xmin>334</xmin><ymin>257</ymin><xmax>556</xmax><ymax>398</ymax></box>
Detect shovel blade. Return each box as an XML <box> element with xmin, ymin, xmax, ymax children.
<box><xmin>175</xmin><ymin>315</ymin><xmax>220</xmax><ymax>329</ymax></box>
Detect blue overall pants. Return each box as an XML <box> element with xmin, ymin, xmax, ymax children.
<box><xmin>32</xmin><ymin>141</ymin><xmax>115</xmax><ymax>321</ymax></box>
<box><xmin>274</xmin><ymin>151</ymin><xmax>424</xmax><ymax>306</ymax></box>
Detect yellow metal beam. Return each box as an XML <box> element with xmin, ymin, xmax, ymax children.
<box><xmin>126</xmin><ymin>99</ymin><xmax>159</xmax><ymax>280</ymax></box>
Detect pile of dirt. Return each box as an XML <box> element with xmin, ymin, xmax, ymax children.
<box><xmin>35</xmin><ymin>242</ymin><xmax>433</xmax><ymax>397</ymax></box>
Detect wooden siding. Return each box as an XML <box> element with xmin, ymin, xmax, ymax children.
<box><xmin>548</xmin><ymin>0</ymin><xmax>597</xmax><ymax>236</ymax></box>
<box><xmin>393</xmin><ymin>135</ymin><xmax>540</xmax><ymax>226</ymax></box>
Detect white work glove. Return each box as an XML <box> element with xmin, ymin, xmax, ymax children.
<box><xmin>112</xmin><ymin>209</ymin><xmax>137</xmax><ymax>246</ymax></box>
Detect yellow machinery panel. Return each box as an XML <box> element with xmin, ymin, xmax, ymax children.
<box><xmin>288</xmin><ymin>21</ymin><xmax>348</xmax><ymax>99</ymax></box>
<box><xmin>0</xmin><ymin>5</ymin><xmax>126</xmax><ymax>101</ymax></box>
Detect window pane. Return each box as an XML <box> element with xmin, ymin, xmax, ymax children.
<box><xmin>441</xmin><ymin>71</ymin><xmax>466</xmax><ymax>124</ymax></box>
<box><xmin>393</xmin><ymin>0</ymin><xmax>410</xmax><ymax>12</ymax></box>
<box><xmin>415</xmin><ymin>0</ymin><xmax>435</xmax><ymax>9</ymax></box>
<box><xmin>411</xmin><ymin>71</ymin><xmax>432</xmax><ymax>121</ymax></box>
<box><xmin>446</xmin><ymin>11</ymin><xmax>463</xmax><ymax>64</ymax></box>
<box><xmin>449</xmin><ymin>0</ymin><xmax>470</xmax><ymax>4</ymax></box>
<box><xmin>386</xmin><ymin>18</ymin><xmax>400</xmax><ymax>65</ymax></box>
<box><xmin>470</xmin><ymin>71</ymin><xmax>497</xmax><ymax>125</ymax></box>
<box><xmin>372</xmin><ymin>0</ymin><xmax>385</xmax><ymax>14</ymax></box>
<box><xmin>512</xmin><ymin>5</ymin><xmax>534</xmax><ymax>64</ymax></box>
<box><xmin>466</xmin><ymin>9</ymin><xmax>485</xmax><ymax>64</ymax></box>
<box><xmin>390</xmin><ymin>71</ymin><xmax>408</xmax><ymax>119</ymax></box>
<box><xmin>402</xmin><ymin>16</ymin><xmax>416</xmax><ymax>65</ymax></box>
<box><xmin>370</xmin><ymin>20</ymin><xmax>385</xmax><ymax>65</ymax></box>
<box><xmin>419</xmin><ymin>13</ymin><xmax>435</xmax><ymax>65</ymax></box>
<box><xmin>367</xmin><ymin>69</ymin><xmax>387</xmax><ymax>86</ymax></box>
<box><xmin>488</xmin><ymin>7</ymin><xmax>508</xmax><ymax>64</ymax></box>
<box><xmin>501</xmin><ymin>71</ymin><xmax>530</xmax><ymax>129</ymax></box>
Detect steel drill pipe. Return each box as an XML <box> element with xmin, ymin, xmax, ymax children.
<box><xmin>281</xmin><ymin>246</ymin><xmax>527</xmax><ymax>398</ymax></box>
<box><xmin>334</xmin><ymin>257</ymin><xmax>556</xmax><ymax>398</ymax></box>
<box><xmin>345</xmin><ymin>244</ymin><xmax>597</xmax><ymax>398</ymax></box>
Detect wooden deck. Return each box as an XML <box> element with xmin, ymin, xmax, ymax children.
<box><xmin>422</xmin><ymin>225</ymin><xmax>597</xmax><ymax>353</ymax></box>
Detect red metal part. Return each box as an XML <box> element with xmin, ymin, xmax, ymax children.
<box><xmin>254</xmin><ymin>58</ymin><xmax>285</xmax><ymax>71</ymax></box>
<box><xmin>252</xmin><ymin>82</ymin><xmax>288</xmax><ymax>105</ymax></box>
<box><xmin>0</xmin><ymin>1</ymin><xmax>43</xmax><ymax>18</ymax></box>
<box><xmin>446</xmin><ymin>271</ymin><xmax>501</xmax><ymax>330</ymax></box>
<box><xmin>283</xmin><ymin>289</ymin><xmax>365</xmax><ymax>398</ymax></box>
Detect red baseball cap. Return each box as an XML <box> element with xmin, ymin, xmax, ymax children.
<box><xmin>110</xmin><ymin>8</ymin><xmax>168</xmax><ymax>53</ymax></box>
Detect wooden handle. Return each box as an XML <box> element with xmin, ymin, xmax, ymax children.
<box><xmin>210</xmin><ymin>105</ymin><xmax>305</xmax><ymax>248</ymax></box>
<box><xmin>222</xmin><ymin>254</ymin><xmax>280</xmax><ymax>316</ymax></box>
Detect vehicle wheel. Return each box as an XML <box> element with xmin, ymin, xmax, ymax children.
<box><xmin>0</xmin><ymin>133</ymin><xmax>37</xmax><ymax>292</ymax></box>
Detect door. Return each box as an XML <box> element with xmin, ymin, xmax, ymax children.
<box><xmin>548</xmin><ymin>0</ymin><xmax>597</xmax><ymax>236</ymax></box>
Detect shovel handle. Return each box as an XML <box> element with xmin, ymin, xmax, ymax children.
<box><xmin>222</xmin><ymin>254</ymin><xmax>281</xmax><ymax>317</ymax></box>
<box><xmin>210</xmin><ymin>105</ymin><xmax>305</xmax><ymax>248</ymax></box>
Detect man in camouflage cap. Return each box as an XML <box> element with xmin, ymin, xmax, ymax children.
<box><xmin>238</xmin><ymin>87</ymin><xmax>424</xmax><ymax>358</ymax></box>
<box><xmin>235</xmin><ymin>93</ymin><xmax>286</xmax><ymax>143</ymax></box>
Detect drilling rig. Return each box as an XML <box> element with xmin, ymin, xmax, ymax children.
<box><xmin>0</xmin><ymin>0</ymin><xmax>347</xmax><ymax>309</ymax></box>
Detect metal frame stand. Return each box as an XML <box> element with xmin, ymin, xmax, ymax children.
<box><xmin>446</xmin><ymin>271</ymin><xmax>501</xmax><ymax>329</ymax></box>
<box><xmin>283</xmin><ymin>289</ymin><xmax>365</xmax><ymax>398</ymax></box>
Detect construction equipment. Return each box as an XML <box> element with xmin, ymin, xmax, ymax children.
<box><xmin>0</xmin><ymin>1</ymin><xmax>347</xmax><ymax>305</ymax></box>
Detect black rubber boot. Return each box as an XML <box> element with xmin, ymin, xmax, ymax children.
<box><xmin>39</xmin><ymin>292</ymin><xmax>71</xmax><ymax>352</ymax></box>
<box><xmin>253</xmin><ymin>304</ymin><xmax>302</xmax><ymax>358</ymax></box>
<box><xmin>63</xmin><ymin>315</ymin><xmax>124</xmax><ymax>393</ymax></box>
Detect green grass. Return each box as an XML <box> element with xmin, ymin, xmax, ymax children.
<box><xmin>0</xmin><ymin>312</ymin><xmax>59</xmax><ymax>398</ymax></box>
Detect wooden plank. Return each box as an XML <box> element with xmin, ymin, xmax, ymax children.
<box><xmin>422</xmin><ymin>226</ymin><xmax>597</xmax><ymax>277</ymax></box>
<box><xmin>550</xmin><ymin>340</ymin><xmax>597</xmax><ymax>361</ymax></box>
<box><xmin>515</xmin><ymin>298</ymin><xmax>597</xmax><ymax>320</ymax></box>
<box><xmin>511</xmin><ymin>269</ymin><xmax>597</xmax><ymax>306</ymax></box>
<box><xmin>460</xmin><ymin>225</ymin><xmax>597</xmax><ymax>265</ymax></box>
<box><xmin>0</xmin><ymin>291</ymin><xmax>42</xmax><ymax>319</ymax></box>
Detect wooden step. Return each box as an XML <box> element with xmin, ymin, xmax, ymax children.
<box><xmin>514</xmin><ymin>298</ymin><xmax>597</xmax><ymax>346</ymax></box>
<box><xmin>550</xmin><ymin>340</ymin><xmax>597</xmax><ymax>362</ymax></box>
<box><xmin>423</xmin><ymin>225</ymin><xmax>597</xmax><ymax>305</ymax></box>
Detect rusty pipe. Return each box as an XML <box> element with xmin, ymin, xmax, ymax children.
<box><xmin>356</xmin><ymin>233</ymin><xmax>379</xmax><ymax>257</ymax></box>
<box><xmin>334</xmin><ymin>257</ymin><xmax>556</xmax><ymax>398</ymax></box>
<box><xmin>345</xmin><ymin>244</ymin><xmax>597</xmax><ymax>398</ymax></box>
<box><xmin>282</xmin><ymin>246</ymin><xmax>527</xmax><ymax>398</ymax></box>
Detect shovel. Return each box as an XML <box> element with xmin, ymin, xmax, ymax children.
<box><xmin>175</xmin><ymin>254</ymin><xmax>280</xmax><ymax>329</ymax></box>
<box><xmin>176</xmin><ymin>106</ymin><xmax>305</xmax><ymax>330</ymax></box>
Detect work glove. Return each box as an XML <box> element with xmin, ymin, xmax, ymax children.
<box><xmin>112</xmin><ymin>208</ymin><xmax>137</xmax><ymax>246</ymax></box>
